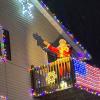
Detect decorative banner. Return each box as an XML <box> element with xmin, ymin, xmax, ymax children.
<box><xmin>73</xmin><ymin>58</ymin><xmax>100</xmax><ymax>96</ymax></box>
<box><xmin>17</xmin><ymin>0</ymin><xmax>34</xmax><ymax>18</ymax></box>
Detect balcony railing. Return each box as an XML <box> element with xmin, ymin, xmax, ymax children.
<box><xmin>30</xmin><ymin>57</ymin><xmax>74</xmax><ymax>97</ymax></box>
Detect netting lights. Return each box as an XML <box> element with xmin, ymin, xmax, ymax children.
<box><xmin>17</xmin><ymin>0</ymin><xmax>34</xmax><ymax>19</ymax></box>
<box><xmin>73</xmin><ymin>58</ymin><xmax>100</xmax><ymax>96</ymax></box>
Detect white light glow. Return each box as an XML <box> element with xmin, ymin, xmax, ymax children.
<box><xmin>17</xmin><ymin>0</ymin><xmax>34</xmax><ymax>19</ymax></box>
<box><xmin>0</xmin><ymin>95</ymin><xmax>7</xmax><ymax>100</ymax></box>
<box><xmin>60</xmin><ymin>81</ymin><xmax>68</xmax><ymax>89</ymax></box>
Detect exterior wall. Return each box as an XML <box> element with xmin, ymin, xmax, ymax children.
<box><xmin>0</xmin><ymin>0</ymin><xmax>59</xmax><ymax>100</ymax></box>
<box><xmin>0</xmin><ymin>64</ymin><xmax>7</xmax><ymax>97</ymax></box>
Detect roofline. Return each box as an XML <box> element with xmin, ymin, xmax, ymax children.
<box><xmin>31</xmin><ymin>0</ymin><xmax>92</xmax><ymax>60</ymax></box>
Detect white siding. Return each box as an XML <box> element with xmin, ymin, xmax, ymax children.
<box><xmin>0</xmin><ymin>0</ymin><xmax>60</xmax><ymax>100</ymax></box>
<box><xmin>0</xmin><ymin>64</ymin><xmax>7</xmax><ymax>96</ymax></box>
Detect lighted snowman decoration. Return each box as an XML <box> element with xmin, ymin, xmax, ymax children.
<box><xmin>60</xmin><ymin>80</ymin><xmax>68</xmax><ymax>89</ymax></box>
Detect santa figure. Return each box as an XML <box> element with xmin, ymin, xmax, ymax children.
<box><xmin>43</xmin><ymin>39</ymin><xmax>71</xmax><ymax>78</ymax></box>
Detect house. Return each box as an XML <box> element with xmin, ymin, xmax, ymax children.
<box><xmin>1</xmin><ymin>0</ymin><xmax>99</xmax><ymax>100</ymax></box>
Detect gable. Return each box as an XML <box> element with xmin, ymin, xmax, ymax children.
<box><xmin>32</xmin><ymin>0</ymin><xmax>92</xmax><ymax>60</ymax></box>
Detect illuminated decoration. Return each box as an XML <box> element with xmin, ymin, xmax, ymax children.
<box><xmin>14</xmin><ymin>0</ymin><xmax>90</xmax><ymax>60</ymax></box>
<box><xmin>0</xmin><ymin>95</ymin><xmax>7</xmax><ymax>100</ymax></box>
<box><xmin>0</xmin><ymin>25</ymin><xmax>11</xmax><ymax>62</ymax></box>
<box><xmin>46</xmin><ymin>71</ymin><xmax>57</xmax><ymax>85</ymax></box>
<box><xmin>73</xmin><ymin>58</ymin><xmax>100</xmax><ymax>96</ymax></box>
<box><xmin>0</xmin><ymin>25</ymin><xmax>7</xmax><ymax>62</ymax></box>
<box><xmin>60</xmin><ymin>80</ymin><xmax>68</xmax><ymax>89</ymax></box>
<box><xmin>28</xmin><ymin>0</ymin><xmax>96</xmax><ymax>97</ymax></box>
<box><xmin>33</xmin><ymin>0</ymin><xmax>91</xmax><ymax>60</ymax></box>
<box><xmin>17</xmin><ymin>0</ymin><xmax>34</xmax><ymax>18</ymax></box>
<box><xmin>30</xmin><ymin>57</ymin><xmax>73</xmax><ymax>97</ymax></box>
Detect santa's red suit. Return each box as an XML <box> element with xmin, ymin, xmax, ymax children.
<box><xmin>47</xmin><ymin>45</ymin><xmax>71</xmax><ymax>77</ymax></box>
<box><xmin>48</xmin><ymin>45</ymin><xmax>71</xmax><ymax>58</ymax></box>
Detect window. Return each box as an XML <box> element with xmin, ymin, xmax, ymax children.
<box><xmin>0</xmin><ymin>29</ymin><xmax>11</xmax><ymax>62</ymax></box>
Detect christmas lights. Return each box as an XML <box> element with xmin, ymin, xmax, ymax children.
<box><xmin>73</xmin><ymin>59</ymin><xmax>100</xmax><ymax>96</ymax></box>
<box><xmin>28</xmin><ymin>0</ymin><xmax>94</xmax><ymax>97</ymax></box>
<box><xmin>0</xmin><ymin>25</ymin><xmax>7</xmax><ymax>62</ymax></box>
<box><xmin>0</xmin><ymin>95</ymin><xmax>7</xmax><ymax>100</ymax></box>
<box><xmin>75</xmin><ymin>84</ymin><xmax>100</xmax><ymax>96</ymax></box>
<box><xmin>46</xmin><ymin>71</ymin><xmax>57</xmax><ymax>85</ymax></box>
<box><xmin>39</xmin><ymin>0</ymin><xmax>91</xmax><ymax>60</ymax></box>
<box><xmin>17</xmin><ymin>0</ymin><xmax>34</xmax><ymax>18</ymax></box>
<box><xmin>30</xmin><ymin>57</ymin><xmax>73</xmax><ymax>97</ymax></box>
<box><xmin>60</xmin><ymin>80</ymin><xmax>68</xmax><ymax>89</ymax></box>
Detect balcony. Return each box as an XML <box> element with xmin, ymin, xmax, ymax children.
<box><xmin>30</xmin><ymin>57</ymin><xmax>74</xmax><ymax>97</ymax></box>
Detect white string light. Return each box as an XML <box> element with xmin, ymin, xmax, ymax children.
<box><xmin>17</xmin><ymin>0</ymin><xmax>34</xmax><ymax>18</ymax></box>
<box><xmin>0</xmin><ymin>95</ymin><xmax>7</xmax><ymax>100</ymax></box>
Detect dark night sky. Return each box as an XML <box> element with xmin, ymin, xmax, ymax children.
<box><xmin>43</xmin><ymin>0</ymin><xmax>100</xmax><ymax>68</ymax></box>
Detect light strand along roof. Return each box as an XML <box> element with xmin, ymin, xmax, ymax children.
<box><xmin>31</xmin><ymin>0</ymin><xmax>92</xmax><ymax>60</ymax></box>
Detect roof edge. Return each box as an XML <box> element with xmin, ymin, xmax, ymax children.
<box><xmin>31</xmin><ymin>0</ymin><xmax>92</xmax><ymax>60</ymax></box>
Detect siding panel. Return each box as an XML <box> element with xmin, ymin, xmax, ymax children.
<box><xmin>0</xmin><ymin>64</ymin><xmax>7</xmax><ymax>96</ymax></box>
<box><xmin>0</xmin><ymin>0</ymin><xmax>60</xmax><ymax>100</ymax></box>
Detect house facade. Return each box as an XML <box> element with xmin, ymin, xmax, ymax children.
<box><xmin>0</xmin><ymin>0</ymin><xmax>98</xmax><ymax>100</ymax></box>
